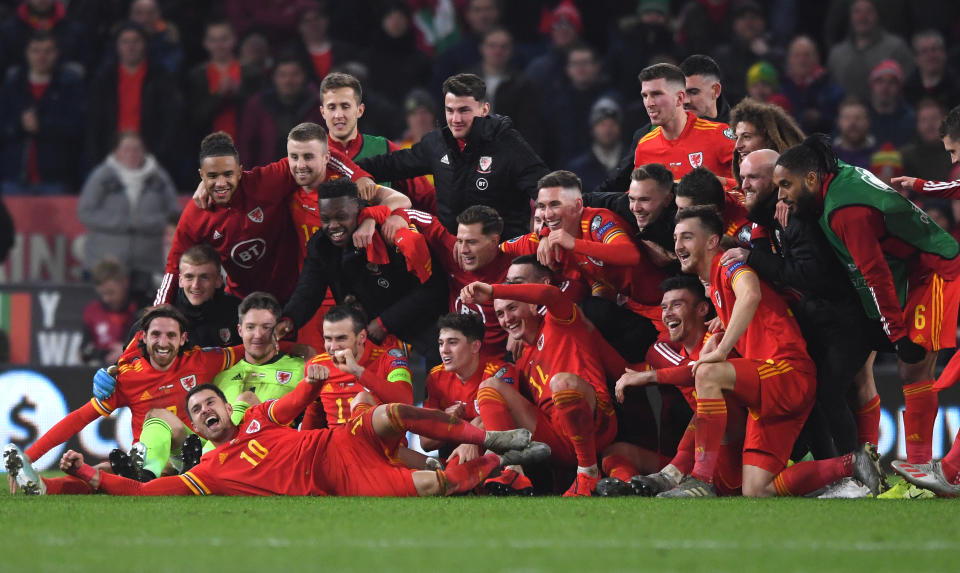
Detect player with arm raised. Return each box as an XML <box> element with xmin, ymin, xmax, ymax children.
<box><xmin>462</xmin><ymin>280</ymin><xmax>618</xmax><ymax>497</ymax></box>
<box><xmin>28</xmin><ymin>377</ymin><xmax>550</xmax><ymax>497</ymax></box>
<box><xmin>891</xmin><ymin>104</ymin><xmax>960</xmax><ymax>198</ymax></box>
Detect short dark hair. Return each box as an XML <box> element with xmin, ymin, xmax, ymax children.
<box><xmin>316</xmin><ymin>177</ymin><xmax>359</xmax><ymax>201</ymax></box>
<box><xmin>457</xmin><ymin>205</ymin><xmax>504</xmax><ymax>237</ymax></box>
<box><xmin>631</xmin><ymin>164</ymin><xmax>674</xmax><ymax>191</ymax></box>
<box><xmin>442</xmin><ymin>73</ymin><xmax>486</xmax><ymax>103</ymax></box>
<box><xmin>776</xmin><ymin>134</ymin><xmax>839</xmax><ymax>181</ymax></box>
<box><xmin>180</xmin><ymin>244</ymin><xmax>222</xmax><ymax>271</ymax></box>
<box><xmin>114</xmin><ymin>21</ymin><xmax>148</xmax><ymax>44</ymax></box>
<box><xmin>273</xmin><ymin>52</ymin><xmax>305</xmax><ymax>74</ymax></box>
<box><xmin>677</xmin><ymin>167</ymin><xmax>725</xmax><ymax>210</ymax></box>
<box><xmin>27</xmin><ymin>30</ymin><xmax>57</xmax><ymax>48</ymax></box>
<box><xmin>509</xmin><ymin>255</ymin><xmax>552</xmax><ymax>282</ymax></box>
<box><xmin>288</xmin><ymin>122</ymin><xmax>328</xmax><ymax>144</ymax></box>
<box><xmin>837</xmin><ymin>95</ymin><xmax>868</xmax><ymax>115</ymax></box>
<box><xmin>437</xmin><ymin>313</ymin><xmax>485</xmax><ymax>342</ymax></box>
<box><xmin>320</xmin><ymin>72</ymin><xmax>362</xmax><ymax>103</ymax></box>
<box><xmin>679</xmin><ymin>54</ymin><xmax>721</xmax><ymax>81</ymax></box>
<box><xmin>323</xmin><ymin>304</ymin><xmax>367</xmax><ymax>333</ymax></box>
<box><xmin>537</xmin><ymin>170</ymin><xmax>582</xmax><ymax>193</ymax></box>
<box><xmin>140</xmin><ymin>305</ymin><xmax>189</xmax><ymax>336</ymax></box>
<box><xmin>638</xmin><ymin>63</ymin><xmax>686</xmax><ymax>88</ymax></box>
<box><xmin>660</xmin><ymin>274</ymin><xmax>708</xmax><ymax>303</ymax></box>
<box><xmin>238</xmin><ymin>291</ymin><xmax>281</xmax><ymax>322</ymax></box>
<box><xmin>198</xmin><ymin>131</ymin><xmax>239</xmax><ymax>164</ymax></box>
<box><xmin>91</xmin><ymin>257</ymin><xmax>127</xmax><ymax>285</ymax></box>
<box><xmin>565</xmin><ymin>41</ymin><xmax>597</xmax><ymax>65</ymax></box>
<box><xmin>940</xmin><ymin>105</ymin><xmax>960</xmax><ymax>141</ymax></box>
<box><xmin>675</xmin><ymin>205</ymin><xmax>725</xmax><ymax>238</ymax></box>
<box><xmin>185</xmin><ymin>383</ymin><xmax>227</xmax><ymax>415</ymax></box>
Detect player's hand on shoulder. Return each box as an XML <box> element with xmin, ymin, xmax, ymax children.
<box><xmin>353</xmin><ymin>218</ymin><xmax>376</xmax><ymax>250</ymax></box>
<box><xmin>546</xmin><ymin>229</ymin><xmax>575</xmax><ymax>251</ymax></box>
<box><xmin>275</xmin><ymin>318</ymin><xmax>294</xmax><ymax>341</ymax></box>
<box><xmin>356</xmin><ymin>177</ymin><xmax>378</xmax><ymax>201</ymax></box>
<box><xmin>192</xmin><ymin>181</ymin><xmax>213</xmax><ymax>210</ymax></box>
<box><xmin>890</xmin><ymin>176</ymin><xmax>916</xmax><ymax>194</ymax></box>
<box><xmin>641</xmin><ymin>240</ymin><xmax>677</xmax><ymax>267</ymax></box>
<box><xmin>720</xmin><ymin>247</ymin><xmax>750</xmax><ymax>266</ymax></box>
<box><xmin>461</xmin><ymin>281</ymin><xmax>493</xmax><ymax>304</ymax></box>
<box><xmin>705</xmin><ymin>317</ymin><xmax>723</xmax><ymax>333</ymax></box>
<box><xmin>775</xmin><ymin>200</ymin><xmax>790</xmax><ymax>228</ymax></box>
<box><xmin>366</xmin><ymin>319</ymin><xmax>386</xmax><ymax>344</ymax></box>
<box><xmin>305</xmin><ymin>363</ymin><xmax>330</xmax><ymax>384</ymax></box>
<box><xmin>380</xmin><ymin>214</ymin><xmax>407</xmax><ymax>245</ymax></box>
<box><xmin>92</xmin><ymin>366</ymin><xmax>118</xmax><ymax>400</ymax></box>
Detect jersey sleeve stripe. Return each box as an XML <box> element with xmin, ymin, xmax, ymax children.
<box><xmin>602</xmin><ymin>229</ymin><xmax>626</xmax><ymax>243</ymax></box>
<box><xmin>91</xmin><ymin>398</ymin><xmax>113</xmax><ymax>417</ymax></box>
<box><xmin>267</xmin><ymin>400</ymin><xmax>280</xmax><ymax>425</ymax></box>
<box><xmin>179</xmin><ymin>472</ymin><xmax>209</xmax><ymax>495</ymax></box>
<box><xmin>328</xmin><ymin>156</ymin><xmax>355</xmax><ymax>178</ymax></box>
<box><xmin>552</xmin><ymin>304</ymin><xmax>578</xmax><ymax>325</ymax></box>
<box><xmin>653</xmin><ymin>342</ymin><xmax>684</xmax><ymax>365</ymax></box>
<box><xmin>729</xmin><ymin>266</ymin><xmax>754</xmax><ymax>290</ymax></box>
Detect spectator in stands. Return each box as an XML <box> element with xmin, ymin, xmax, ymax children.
<box><xmin>900</xmin><ymin>99</ymin><xmax>953</xmax><ymax>183</ymax></box>
<box><xmin>524</xmin><ymin>0</ymin><xmax>581</xmax><ymax>94</ymax></box>
<box><xmin>128</xmin><ymin>0</ymin><xmax>182</xmax><ymax>76</ymax></box>
<box><xmin>0</xmin><ymin>0</ymin><xmax>86</xmax><ymax>74</ymax></box>
<box><xmin>431</xmin><ymin>0</ymin><xmax>501</xmax><ymax>93</ymax></box>
<box><xmin>903</xmin><ymin>29</ymin><xmax>960</xmax><ymax>110</ymax></box>
<box><xmin>85</xmin><ymin>22</ymin><xmax>181</xmax><ymax>174</ymax></box>
<box><xmin>567</xmin><ymin>98</ymin><xmax>624</xmax><ymax>192</ymax></box>
<box><xmin>359</xmin><ymin>2</ymin><xmax>430</xmax><ymax>106</ymax></box>
<box><xmin>237</xmin><ymin>29</ymin><xmax>272</xmax><ymax>77</ymax></box>
<box><xmin>469</xmin><ymin>27</ymin><xmax>542</xmax><ymax>154</ymax></box>
<box><xmin>745</xmin><ymin>61</ymin><xmax>792</xmax><ymax>113</ymax></box>
<box><xmin>543</xmin><ymin>42</ymin><xmax>617</xmax><ymax>166</ymax></box>
<box><xmin>869</xmin><ymin>143</ymin><xmax>903</xmax><ymax>187</ymax></box>
<box><xmin>0</xmin><ymin>30</ymin><xmax>84</xmax><ymax>195</ymax></box>
<box><xmin>225</xmin><ymin>0</ymin><xmax>310</xmax><ymax>49</ymax></box>
<box><xmin>80</xmin><ymin>258</ymin><xmax>140</xmax><ymax>365</ymax></box>
<box><xmin>187</xmin><ymin>20</ymin><xmax>260</xmax><ymax>142</ymax></box>
<box><xmin>238</xmin><ymin>53</ymin><xmax>323</xmax><ymax>167</ymax></box>
<box><xmin>781</xmin><ymin>35</ymin><xmax>844</xmax><ymax>135</ymax></box>
<box><xmin>712</xmin><ymin>0</ymin><xmax>780</xmax><ymax>106</ymax></box>
<box><xmin>77</xmin><ymin>131</ymin><xmax>180</xmax><ymax>293</ymax></box>
<box><xmin>607</xmin><ymin>0</ymin><xmax>675</xmax><ymax>102</ymax></box>
<box><xmin>867</xmin><ymin>60</ymin><xmax>915</xmax><ymax>147</ymax></box>
<box><xmin>398</xmin><ymin>89</ymin><xmax>437</xmax><ymax>149</ymax></box>
<box><xmin>827</xmin><ymin>0</ymin><xmax>913</xmax><ymax>102</ymax></box>
<box><xmin>833</xmin><ymin>97</ymin><xmax>876</xmax><ymax>169</ymax></box>
<box><xmin>292</xmin><ymin>0</ymin><xmax>355</xmax><ymax>85</ymax></box>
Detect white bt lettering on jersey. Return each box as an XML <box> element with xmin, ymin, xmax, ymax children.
<box><xmin>230</xmin><ymin>238</ymin><xmax>267</xmax><ymax>269</ymax></box>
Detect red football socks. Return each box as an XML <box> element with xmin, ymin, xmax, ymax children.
<box><xmin>42</xmin><ymin>476</ymin><xmax>95</xmax><ymax>495</ymax></box>
<box><xmin>671</xmin><ymin>418</ymin><xmax>696</xmax><ymax>474</ymax></box>
<box><xmin>902</xmin><ymin>381</ymin><xmax>937</xmax><ymax>463</ymax></box>
<box><xmin>385</xmin><ymin>403</ymin><xmax>486</xmax><ymax>445</ymax></box>
<box><xmin>855</xmin><ymin>395</ymin><xmax>881</xmax><ymax>446</ymax></box>
<box><xmin>476</xmin><ymin>386</ymin><xmax>516</xmax><ymax>430</ymax></box>
<box><xmin>552</xmin><ymin>389</ymin><xmax>596</xmax><ymax>468</ymax></box>
<box><xmin>772</xmin><ymin>454</ymin><xmax>852</xmax><ymax>496</ymax></box>
<box><xmin>601</xmin><ymin>453</ymin><xmax>637</xmax><ymax>481</ymax></box>
<box><xmin>690</xmin><ymin>397</ymin><xmax>726</xmax><ymax>483</ymax></box>
<box><xmin>437</xmin><ymin>453</ymin><xmax>500</xmax><ymax>495</ymax></box>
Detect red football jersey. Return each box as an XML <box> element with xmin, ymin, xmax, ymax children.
<box><xmin>401</xmin><ymin>208</ymin><xmax>513</xmax><ymax>351</ymax></box>
<box><xmin>91</xmin><ymin>342</ymin><xmax>241</xmax><ymax>440</ymax></box>
<box><xmin>633</xmin><ymin>112</ymin><xmax>735</xmax><ymax>180</ymax></box>
<box><xmin>643</xmin><ymin>336</ymin><xmax>707</xmax><ymax>407</ymax></box>
<box><xmin>424</xmin><ymin>357</ymin><xmax>517</xmax><ymax>420</ymax></box>
<box><xmin>304</xmin><ymin>336</ymin><xmax>413</xmax><ymax>427</ymax></box>
<box><xmin>491</xmin><ymin>283</ymin><xmax>610</xmax><ymax>418</ymax></box>
<box><xmin>722</xmin><ymin>192</ymin><xmax>752</xmax><ymax>247</ymax></box>
<box><xmin>708</xmin><ymin>253</ymin><xmax>812</xmax><ymax>367</ymax></box>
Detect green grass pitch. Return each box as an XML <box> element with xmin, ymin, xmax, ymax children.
<box><xmin>2</xmin><ymin>478</ymin><xmax>958</xmax><ymax>573</ymax></box>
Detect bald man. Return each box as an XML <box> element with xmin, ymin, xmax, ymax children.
<box><xmin>722</xmin><ymin>150</ymin><xmax>885</xmax><ymax>494</ymax></box>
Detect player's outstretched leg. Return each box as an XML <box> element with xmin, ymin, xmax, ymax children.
<box><xmin>891</xmin><ymin>460</ymin><xmax>960</xmax><ymax>497</ymax></box>
<box><xmin>426</xmin><ymin>442</ymin><xmax>551</xmax><ymax>496</ymax></box>
<box><xmin>550</xmin><ymin>373</ymin><xmax>602</xmax><ymax>497</ymax></box>
<box><xmin>378</xmin><ymin>403</ymin><xmax>531</xmax><ymax>453</ymax></box>
<box><xmin>4</xmin><ymin>444</ymin><xmax>45</xmax><ymax>495</ymax></box>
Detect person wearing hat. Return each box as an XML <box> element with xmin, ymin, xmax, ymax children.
<box><xmin>712</xmin><ymin>0</ymin><xmax>782</xmax><ymax>106</ymax></box>
<box><xmin>868</xmin><ymin>59</ymin><xmax>916</xmax><ymax>147</ymax></box>
<box><xmin>567</xmin><ymin>98</ymin><xmax>625</xmax><ymax>191</ymax></box>
<box><xmin>746</xmin><ymin>61</ymin><xmax>792</xmax><ymax>113</ymax></box>
<box><xmin>399</xmin><ymin>89</ymin><xmax>438</xmax><ymax>150</ymax></box>
<box><xmin>524</xmin><ymin>0</ymin><xmax>583</xmax><ymax>93</ymax></box>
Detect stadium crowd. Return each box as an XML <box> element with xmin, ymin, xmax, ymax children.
<box><xmin>6</xmin><ymin>0</ymin><xmax>960</xmax><ymax>499</ymax></box>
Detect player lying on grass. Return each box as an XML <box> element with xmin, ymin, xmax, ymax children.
<box><xmin>6</xmin><ymin>305</ymin><xmax>242</xmax><ymax>495</ymax></box>
<box><xmin>7</xmin><ymin>364</ymin><xmax>549</xmax><ymax>497</ymax></box>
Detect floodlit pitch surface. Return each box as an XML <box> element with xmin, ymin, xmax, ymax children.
<box><xmin>1</xmin><ymin>485</ymin><xmax>957</xmax><ymax>573</ymax></box>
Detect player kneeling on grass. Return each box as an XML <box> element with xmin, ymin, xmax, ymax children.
<box><xmin>421</xmin><ymin>313</ymin><xmax>517</xmax><ymax>466</ymax></box>
<box><xmin>611</xmin><ymin>207</ymin><xmax>886</xmax><ymax>498</ymax></box>
<box><xmin>7</xmin><ymin>365</ymin><xmax>549</xmax><ymax>497</ymax></box>
<box><xmin>462</xmin><ymin>280</ymin><xmax>618</xmax><ymax>497</ymax></box>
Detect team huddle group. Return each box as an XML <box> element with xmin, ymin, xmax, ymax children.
<box><xmin>8</xmin><ymin>56</ymin><xmax>960</xmax><ymax>500</ymax></box>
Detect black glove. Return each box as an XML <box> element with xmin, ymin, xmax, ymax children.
<box><xmin>894</xmin><ymin>336</ymin><xmax>926</xmax><ymax>364</ymax></box>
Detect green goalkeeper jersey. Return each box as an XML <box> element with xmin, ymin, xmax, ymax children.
<box><xmin>214</xmin><ymin>353</ymin><xmax>306</xmax><ymax>423</ymax></box>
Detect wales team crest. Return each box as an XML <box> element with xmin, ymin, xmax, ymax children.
<box><xmin>688</xmin><ymin>152</ymin><xmax>703</xmax><ymax>168</ymax></box>
<box><xmin>478</xmin><ymin>156</ymin><xmax>493</xmax><ymax>173</ymax></box>
<box><xmin>276</xmin><ymin>371</ymin><xmax>293</xmax><ymax>384</ymax></box>
<box><xmin>179</xmin><ymin>374</ymin><xmax>197</xmax><ymax>391</ymax></box>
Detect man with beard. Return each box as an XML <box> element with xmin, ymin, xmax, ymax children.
<box><xmin>6</xmin><ymin>306</ymin><xmax>241</xmax><ymax>494</ymax></box>
<box><xmin>776</xmin><ymin>136</ymin><xmax>960</xmax><ymax>498</ymax></box>
<box><xmin>721</xmin><ymin>150</ymin><xmax>886</xmax><ymax>495</ymax></box>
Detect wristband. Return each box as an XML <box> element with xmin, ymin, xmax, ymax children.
<box><xmin>75</xmin><ymin>463</ymin><xmax>97</xmax><ymax>483</ymax></box>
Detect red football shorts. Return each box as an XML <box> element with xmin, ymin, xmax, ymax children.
<box><xmin>729</xmin><ymin>358</ymin><xmax>816</xmax><ymax>475</ymax></box>
<box><xmin>905</xmin><ymin>273</ymin><xmax>960</xmax><ymax>352</ymax></box>
<box><xmin>323</xmin><ymin>409</ymin><xmax>417</xmax><ymax>497</ymax></box>
<box><xmin>532</xmin><ymin>394</ymin><xmax>618</xmax><ymax>467</ymax></box>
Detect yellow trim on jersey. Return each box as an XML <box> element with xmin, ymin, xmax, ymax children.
<box><xmin>429</xmin><ymin>364</ymin><xmax>444</xmax><ymax>375</ymax></box>
<box><xmin>90</xmin><ymin>398</ymin><xmax>113</xmax><ymax>417</ymax></box>
<box><xmin>552</xmin><ymin>304</ymin><xmax>578</xmax><ymax>325</ymax></box>
<box><xmin>637</xmin><ymin>126</ymin><xmax>662</xmax><ymax>145</ymax></box>
<box><xmin>758</xmin><ymin>360</ymin><xmax>794</xmax><ymax>380</ymax></box>
<box><xmin>729</xmin><ymin>266</ymin><xmax>754</xmax><ymax>290</ymax></box>
<box><xmin>179</xmin><ymin>471</ymin><xmax>210</xmax><ymax>495</ymax></box>
<box><xmin>693</xmin><ymin>117</ymin><xmax>724</xmax><ymax>130</ymax></box>
<box><xmin>602</xmin><ymin>229</ymin><xmax>626</xmax><ymax>243</ymax></box>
